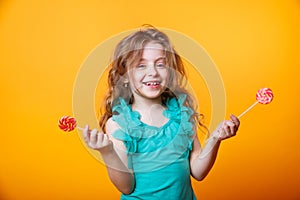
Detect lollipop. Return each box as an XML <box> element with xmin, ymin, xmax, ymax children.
<box><xmin>256</xmin><ymin>87</ymin><xmax>273</xmax><ymax>104</ymax></box>
<box><xmin>58</xmin><ymin>116</ymin><xmax>83</xmax><ymax>132</ymax></box>
<box><xmin>238</xmin><ymin>87</ymin><xmax>274</xmax><ymax>118</ymax></box>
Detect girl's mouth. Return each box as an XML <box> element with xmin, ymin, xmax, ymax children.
<box><xmin>143</xmin><ymin>81</ymin><xmax>160</xmax><ymax>88</ymax></box>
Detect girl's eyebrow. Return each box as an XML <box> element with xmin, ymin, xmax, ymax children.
<box><xmin>139</xmin><ymin>56</ymin><xmax>166</xmax><ymax>62</ymax></box>
<box><xmin>156</xmin><ymin>57</ymin><xmax>166</xmax><ymax>61</ymax></box>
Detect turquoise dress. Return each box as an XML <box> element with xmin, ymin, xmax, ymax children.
<box><xmin>112</xmin><ymin>94</ymin><xmax>197</xmax><ymax>200</ymax></box>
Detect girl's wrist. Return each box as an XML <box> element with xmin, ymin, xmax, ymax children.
<box><xmin>207</xmin><ymin>133</ymin><xmax>221</xmax><ymax>144</ymax></box>
<box><xmin>98</xmin><ymin>141</ymin><xmax>114</xmax><ymax>154</ymax></box>
<box><xmin>198</xmin><ymin>134</ymin><xmax>221</xmax><ymax>160</ymax></box>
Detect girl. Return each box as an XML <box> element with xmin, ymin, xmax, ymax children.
<box><xmin>83</xmin><ymin>26</ymin><xmax>240</xmax><ymax>199</ymax></box>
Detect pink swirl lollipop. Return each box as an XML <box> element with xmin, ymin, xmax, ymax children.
<box><xmin>256</xmin><ymin>87</ymin><xmax>273</xmax><ymax>104</ymax></box>
<box><xmin>238</xmin><ymin>87</ymin><xmax>274</xmax><ymax>118</ymax></box>
<box><xmin>58</xmin><ymin>116</ymin><xmax>83</xmax><ymax>132</ymax></box>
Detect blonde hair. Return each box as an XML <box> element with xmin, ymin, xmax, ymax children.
<box><xmin>99</xmin><ymin>25</ymin><xmax>206</xmax><ymax>133</ymax></box>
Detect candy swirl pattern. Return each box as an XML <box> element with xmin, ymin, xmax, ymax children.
<box><xmin>256</xmin><ymin>87</ymin><xmax>273</xmax><ymax>104</ymax></box>
<box><xmin>58</xmin><ymin>116</ymin><xmax>77</xmax><ymax>132</ymax></box>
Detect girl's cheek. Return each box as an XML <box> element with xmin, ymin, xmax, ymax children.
<box><xmin>133</xmin><ymin>72</ymin><xmax>146</xmax><ymax>81</ymax></box>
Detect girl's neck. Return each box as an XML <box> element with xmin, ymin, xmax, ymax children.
<box><xmin>131</xmin><ymin>95</ymin><xmax>168</xmax><ymax>127</ymax></box>
<box><xmin>131</xmin><ymin>96</ymin><xmax>163</xmax><ymax>111</ymax></box>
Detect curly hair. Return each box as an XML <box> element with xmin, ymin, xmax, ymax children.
<box><xmin>99</xmin><ymin>25</ymin><xmax>206</xmax><ymax>133</ymax></box>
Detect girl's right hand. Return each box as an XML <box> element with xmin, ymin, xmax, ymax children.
<box><xmin>211</xmin><ymin>114</ymin><xmax>240</xmax><ymax>141</ymax></box>
<box><xmin>83</xmin><ymin>125</ymin><xmax>113</xmax><ymax>153</ymax></box>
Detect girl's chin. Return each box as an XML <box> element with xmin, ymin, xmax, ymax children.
<box><xmin>133</xmin><ymin>89</ymin><xmax>164</xmax><ymax>100</ymax></box>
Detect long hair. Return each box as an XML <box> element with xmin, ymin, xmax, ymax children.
<box><xmin>99</xmin><ymin>25</ymin><xmax>206</xmax><ymax>133</ymax></box>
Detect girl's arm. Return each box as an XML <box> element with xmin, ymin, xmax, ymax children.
<box><xmin>189</xmin><ymin>114</ymin><xmax>240</xmax><ymax>181</ymax></box>
<box><xmin>83</xmin><ymin>118</ymin><xmax>135</xmax><ymax>194</ymax></box>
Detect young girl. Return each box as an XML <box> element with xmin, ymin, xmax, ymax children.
<box><xmin>83</xmin><ymin>26</ymin><xmax>240</xmax><ymax>199</ymax></box>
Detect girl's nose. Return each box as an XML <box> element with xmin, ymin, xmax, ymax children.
<box><xmin>147</xmin><ymin>64</ymin><xmax>158</xmax><ymax>76</ymax></box>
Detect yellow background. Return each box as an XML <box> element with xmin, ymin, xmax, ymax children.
<box><xmin>1</xmin><ymin>0</ymin><xmax>299</xmax><ymax>199</ymax></box>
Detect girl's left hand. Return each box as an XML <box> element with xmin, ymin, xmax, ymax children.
<box><xmin>212</xmin><ymin>114</ymin><xmax>240</xmax><ymax>141</ymax></box>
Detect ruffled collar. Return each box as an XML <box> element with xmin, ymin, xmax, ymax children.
<box><xmin>111</xmin><ymin>94</ymin><xmax>195</xmax><ymax>156</ymax></box>
<box><xmin>112</xmin><ymin>94</ymin><xmax>193</xmax><ymax>131</ymax></box>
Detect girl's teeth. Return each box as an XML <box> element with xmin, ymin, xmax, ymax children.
<box><xmin>146</xmin><ymin>82</ymin><xmax>159</xmax><ymax>86</ymax></box>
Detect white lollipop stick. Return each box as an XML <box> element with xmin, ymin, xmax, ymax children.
<box><xmin>76</xmin><ymin>126</ymin><xmax>84</xmax><ymax>131</ymax></box>
<box><xmin>237</xmin><ymin>101</ymin><xmax>259</xmax><ymax>119</ymax></box>
<box><xmin>237</xmin><ymin>87</ymin><xmax>274</xmax><ymax>119</ymax></box>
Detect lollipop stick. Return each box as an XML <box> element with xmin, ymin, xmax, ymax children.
<box><xmin>77</xmin><ymin>126</ymin><xmax>84</xmax><ymax>131</ymax></box>
<box><xmin>238</xmin><ymin>101</ymin><xmax>259</xmax><ymax>119</ymax></box>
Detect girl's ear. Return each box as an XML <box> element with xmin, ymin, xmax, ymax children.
<box><xmin>120</xmin><ymin>73</ymin><xmax>129</xmax><ymax>87</ymax></box>
<box><xmin>123</xmin><ymin>79</ymin><xmax>129</xmax><ymax>88</ymax></box>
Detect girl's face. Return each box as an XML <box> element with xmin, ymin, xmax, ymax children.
<box><xmin>128</xmin><ymin>42</ymin><xmax>169</xmax><ymax>102</ymax></box>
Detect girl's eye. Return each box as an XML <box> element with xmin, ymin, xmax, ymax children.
<box><xmin>137</xmin><ymin>64</ymin><xmax>146</xmax><ymax>68</ymax></box>
<box><xmin>156</xmin><ymin>63</ymin><xmax>165</xmax><ymax>68</ymax></box>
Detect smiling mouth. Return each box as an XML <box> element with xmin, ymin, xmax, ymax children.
<box><xmin>143</xmin><ymin>81</ymin><xmax>160</xmax><ymax>86</ymax></box>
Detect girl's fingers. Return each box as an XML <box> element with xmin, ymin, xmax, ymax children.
<box><xmin>230</xmin><ymin>114</ymin><xmax>240</xmax><ymax>128</ymax></box>
<box><xmin>83</xmin><ymin>125</ymin><xmax>90</xmax><ymax>144</ymax></box>
<box><xmin>82</xmin><ymin>127</ymin><xmax>111</xmax><ymax>151</ymax></box>
<box><xmin>103</xmin><ymin>134</ymin><xmax>108</xmax><ymax>144</ymax></box>
<box><xmin>96</xmin><ymin>132</ymin><xmax>104</xmax><ymax>146</ymax></box>
<box><xmin>103</xmin><ymin>134</ymin><xmax>111</xmax><ymax>146</ymax></box>
<box><xmin>89</xmin><ymin>129</ymin><xmax>98</xmax><ymax>146</ymax></box>
<box><xmin>221</xmin><ymin>121</ymin><xmax>236</xmax><ymax>139</ymax></box>
<box><xmin>224</xmin><ymin>125</ymin><xmax>231</xmax><ymax>137</ymax></box>
<box><xmin>225</xmin><ymin>120</ymin><xmax>235</xmax><ymax>136</ymax></box>
<box><xmin>213</xmin><ymin>116</ymin><xmax>240</xmax><ymax>141</ymax></box>
<box><xmin>230</xmin><ymin>125</ymin><xmax>236</xmax><ymax>136</ymax></box>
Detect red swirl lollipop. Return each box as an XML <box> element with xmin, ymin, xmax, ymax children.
<box><xmin>58</xmin><ymin>116</ymin><xmax>83</xmax><ymax>132</ymax></box>
<box><xmin>256</xmin><ymin>87</ymin><xmax>273</xmax><ymax>104</ymax></box>
<box><xmin>238</xmin><ymin>87</ymin><xmax>274</xmax><ymax>118</ymax></box>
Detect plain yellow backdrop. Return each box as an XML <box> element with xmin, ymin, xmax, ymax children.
<box><xmin>0</xmin><ymin>0</ymin><xmax>299</xmax><ymax>199</ymax></box>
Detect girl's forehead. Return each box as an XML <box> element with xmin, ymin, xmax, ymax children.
<box><xmin>142</xmin><ymin>42</ymin><xmax>164</xmax><ymax>54</ymax></box>
<box><xmin>143</xmin><ymin>42</ymin><xmax>164</xmax><ymax>50</ymax></box>
<box><xmin>141</xmin><ymin>47</ymin><xmax>165</xmax><ymax>61</ymax></box>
